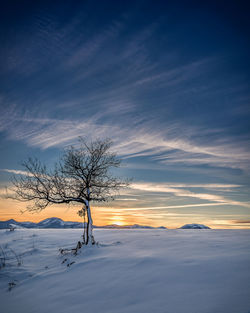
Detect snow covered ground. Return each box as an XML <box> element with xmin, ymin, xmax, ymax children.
<box><xmin>0</xmin><ymin>229</ymin><xmax>250</xmax><ymax>313</ymax></box>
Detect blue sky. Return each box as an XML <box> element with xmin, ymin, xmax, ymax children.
<box><xmin>0</xmin><ymin>0</ymin><xmax>250</xmax><ymax>227</ymax></box>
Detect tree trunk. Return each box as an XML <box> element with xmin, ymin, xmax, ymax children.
<box><xmin>82</xmin><ymin>205</ymin><xmax>87</xmax><ymax>244</ymax></box>
<box><xmin>85</xmin><ymin>192</ymin><xmax>95</xmax><ymax>245</ymax></box>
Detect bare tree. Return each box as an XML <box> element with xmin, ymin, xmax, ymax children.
<box><xmin>10</xmin><ymin>138</ymin><xmax>128</xmax><ymax>245</ymax></box>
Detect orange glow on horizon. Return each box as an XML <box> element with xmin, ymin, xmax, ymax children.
<box><xmin>110</xmin><ymin>220</ymin><xmax>124</xmax><ymax>226</ymax></box>
<box><xmin>0</xmin><ymin>198</ymin><xmax>250</xmax><ymax>229</ymax></box>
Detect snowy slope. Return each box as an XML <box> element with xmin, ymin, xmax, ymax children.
<box><xmin>0</xmin><ymin>229</ymin><xmax>250</xmax><ymax>313</ymax></box>
<box><xmin>8</xmin><ymin>223</ymin><xmax>25</xmax><ymax>229</ymax></box>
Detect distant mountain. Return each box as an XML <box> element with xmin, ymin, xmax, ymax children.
<box><xmin>36</xmin><ymin>217</ymin><xmax>84</xmax><ymax>229</ymax></box>
<box><xmin>19</xmin><ymin>221</ymin><xmax>38</xmax><ymax>228</ymax></box>
<box><xmin>179</xmin><ymin>224</ymin><xmax>210</xmax><ymax>229</ymax></box>
<box><xmin>0</xmin><ymin>219</ymin><xmax>212</xmax><ymax>230</ymax></box>
<box><xmin>96</xmin><ymin>224</ymin><xmax>167</xmax><ymax>229</ymax></box>
<box><xmin>0</xmin><ymin>219</ymin><xmax>23</xmax><ymax>229</ymax></box>
<box><xmin>0</xmin><ymin>218</ymin><xmax>84</xmax><ymax>229</ymax></box>
<box><xmin>0</xmin><ymin>218</ymin><xmax>166</xmax><ymax>229</ymax></box>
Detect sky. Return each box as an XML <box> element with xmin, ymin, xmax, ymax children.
<box><xmin>0</xmin><ymin>0</ymin><xmax>250</xmax><ymax>228</ymax></box>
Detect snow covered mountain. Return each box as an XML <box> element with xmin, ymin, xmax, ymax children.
<box><xmin>0</xmin><ymin>218</ymin><xmax>84</xmax><ymax>229</ymax></box>
<box><xmin>179</xmin><ymin>224</ymin><xmax>210</xmax><ymax>229</ymax></box>
<box><xmin>36</xmin><ymin>218</ymin><xmax>84</xmax><ymax>229</ymax></box>
<box><xmin>0</xmin><ymin>219</ymin><xmax>38</xmax><ymax>229</ymax></box>
<box><xmin>0</xmin><ymin>218</ymin><xmax>166</xmax><ymax>229</ymax></box>
<box><xmin>96</xmin><ymin>224</ymin><xmax>166</xmax><ymax>229</ymax></box>
<box><xmin>0</xmin><ymin>219</ymin><xmax>211</xmax><ymax>230</ymax></box>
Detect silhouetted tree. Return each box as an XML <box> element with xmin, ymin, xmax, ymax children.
<box><xmin>11</xmin><ymin>138</ymin><xmax>128</xmax><ymax>245</ymax></box>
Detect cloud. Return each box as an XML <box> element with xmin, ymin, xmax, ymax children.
<box><xmin>135</xmin><ymin>183</ymin><xmax>241</xmax><ymax>188</ymax></box>
<box><xmin>0</xmin><ymin>14</ymin><xmax>249</xmax><ymax>173</ymax></box>
<box><xmin>208</xmin><ymin>219</ymin><xmax>250</xmax><ymax>228</ymax></box>
<box><xmin>232</xmin><ymin>220</ymin><xmax>250</xmax><ymax>224</ymax></box>
<box><xmin>1</xmin><ymin>105</ymin><xmax>250</xmax><ymax>172</ymax></box>
<box><xmin>66</xmin><ymin>20</ymin><xmax>123</xmax><ymax>68</ymax></box>
<box><xmin>115</xmin><ymin>198</ymin><xmax>138</xmax><ymax>201</ymax></box>
<box><xmin>1</xmin><ymin>169</ymin><xmax>30</xmax><ymax>176</ymax></box>
<box><xmin>130</xmin><ymin>182</ymin><xmax>250</xmax><ymax>208</ymax></box>
<box><xmin>134</xmin><ymin>59</ymin><xmax>211</xmax><ymax>87</ymax></box>
<box><xmin>115</xmin><ymin>202</ymin><xmax>230</xmax><ymax>211</ymax></box>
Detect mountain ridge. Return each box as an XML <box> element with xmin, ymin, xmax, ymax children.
<box><xmin>0</xmin><ymin>218</ymin><xmax>211</xmax><ymax>230</ymax></box>
<box><xmin>0</xmin><ymin>217</ymin><xmax>168</xmax><ymax>229</ymax></box>
<box><xmin>179</xmin><ymin>223</ymin><xmax>211</xmax><ymax>229</ymax></box>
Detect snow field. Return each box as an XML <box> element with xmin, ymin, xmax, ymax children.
<box><xmin>0</xmin><ymin>229</ymin><xmax>250</xmax><ymax>313</ymax></box>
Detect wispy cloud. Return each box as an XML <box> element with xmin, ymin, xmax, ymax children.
<box><xmin>114</xmin><ymin>202</ymin><xmax>230</xmax><ymax>211</ymax></box>
<box><xmin>66</xmin><ymin>20</ymin><xmax>123</xmax><ymax>69</ymax></box>
<box><xmin>231</xmin><ymin>220</ymin><xmax>250</xmax><ymax>224</ymax></box>
<box><xmin>115</xmin><ymin>198</ymin><xmax>138</xmax><ymax>201</ymax></box>
<box><xmin>1</xmin><ymin>104</ymin><xmax>250</xmax><ymax>172</ymax></box>
<box><xmin>131</xmin><ymin>183</ymin><xmax>241</xmax><ymax>188</ymax></box>
<box><xmin>130</xmin><ymin>182</ymin><xmax>250</xmax><ymax>208</ymax></box>
<box><xmin>1</xmin><ymin>169</ymin><xmax>30</xmax><ymax>176</ymax></box>
<box><xmin>208</xmin><ymin>219</ymin><xmax>250</xmax><ymax>228</ymax></box>
<box><xmin>134</xmin><ymin>59</ymin><xmax>211</xmax><ymax>87</ymax></box>
<box><xmin>0</xmin><ymin>7</ymin><xmax>249</xmax><ymax>176</ymax></box>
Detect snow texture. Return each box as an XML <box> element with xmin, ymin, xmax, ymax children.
<box><xmin>0</xmin><ymin>229</ymin><xmax>250</xmax><ymax>313</ymax></box>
